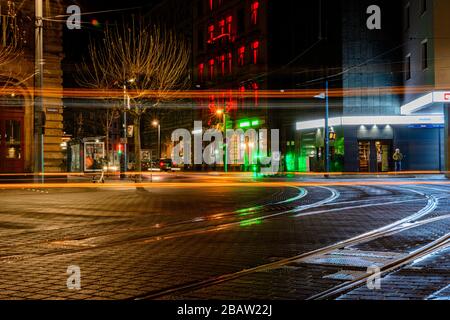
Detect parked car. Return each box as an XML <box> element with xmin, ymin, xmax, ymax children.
<box><xmin>159</xmin><ymin>158</ymin><xmax>173</xmax><ymax>172</ymax></box>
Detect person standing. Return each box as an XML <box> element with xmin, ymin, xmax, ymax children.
<box><xmin>393</xmin><ymin>148</ymin><xmax>403</xmax><ymax>172</ymax></box>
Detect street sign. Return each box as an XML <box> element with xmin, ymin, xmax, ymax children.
<box><xmin>127</xmin><ymin>125</ymin><xmax>134</xmax><ymax>137</ymax></box>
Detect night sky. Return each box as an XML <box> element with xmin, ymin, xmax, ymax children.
<box><xmin>63</xmin><ymin>0</ymin><xmax>163</xmax><ymax>87</ymax></box>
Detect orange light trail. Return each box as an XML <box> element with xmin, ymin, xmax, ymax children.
<box><xmin>0</xmin><ymin>85</ymin><xmax>444</xmax><ymax>101</ymax></box>
<box><xmin>0</xmin><ymin>180</ymin><xmax>449</xmax><ymax>190</ymax></box>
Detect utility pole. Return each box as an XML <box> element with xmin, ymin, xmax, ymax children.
<box><xmin>324</xmin><ymin>79</ymin><xmax>330</xmax><ymax>177</ymax></box>
<box><xmin>34</xmin><ymin>0</ymin><xmax>44</xmax><ymax>183</ymax></box>
<box><xmin>121</xmin><ymin>84</ymin><xmax>129</xmax><ymax>179</ymax></box>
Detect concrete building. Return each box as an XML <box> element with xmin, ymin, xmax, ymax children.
<box><xmin>399</xmin><ymin>0</ymin><xmax>450</xmax><ymax>174</ymax></box>
<box><xmin>0</xmin><ymin>0</ymin><xmax>65</xmax><ymax>173</ymax></box>
<box><xmin>296</xmin><ymin>0</ymin><xmax>446</xmax><ymax>173</ymax></box>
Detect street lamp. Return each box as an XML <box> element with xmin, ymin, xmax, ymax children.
<box><xmin>34</xmin><ymin>0</ymin><xmax>44</xmax><ymax>183</ymax></box>
<box><xmin>216</xmin><ymin>109</ymin><xmax>228</xmax><ymax>172</ymax></box>
<box><xmin>120</xmin><ymin>78</ymin><xmax>134</xmax><ymax>179</ymax></box>
<box><xmin>152</xmin><ymin>120</ymin><xmax>160</xmax><ymax>160</ymax></box>
<box><xmin>314</xmin><ymin>80</ymin><xmax>330</xmax><ymax>177</ymax></box>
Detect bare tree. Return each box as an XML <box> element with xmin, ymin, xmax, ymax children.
<box><xmin>99</xmin><ymin>106</ymin><xmax>120</xmax><ymax>162</ymax></box>
<box><xmin>78</xmin><ymin>17</ymin><xmax>190</xmax><ymax>181</ymax></box>
<box><xmin>0</xmin><ymin>0</ymin><xmax>22</xmax><ymax>68</ymax></box>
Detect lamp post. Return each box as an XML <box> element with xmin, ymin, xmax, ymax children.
<box><xmin>120</xmin><ymin>78</ymin><xmax>134</xmax><ymax>179</ymax></box>
<box><xmin>34</xmin><ymin>0</ymin><xmax>44</xmax><ymax>183</ymax></box>
<box><xmin>216</xmin><ymin>109</ymin><xmax>228</xmax><ymax>172</ymax></box>
<box><xmin>152</xmin><ymin>120</ymin><xmax>160</xmax><ymax>160</ymax></box>
<box><xmin>314</xmin><ymin>80</ymin><xmax>330</xmax><ymax>177</ymax></box>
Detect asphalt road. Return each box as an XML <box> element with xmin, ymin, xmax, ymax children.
<box><xmin>0</xmin><ymin>176</ymin><xmax>448</xmax><ymax>300</ymax></box>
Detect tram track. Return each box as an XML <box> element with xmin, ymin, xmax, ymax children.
<box><xmin>131</xmin><ymin>186</ymin><xmax>440</xmax><ymax>300</ymax></box>
<box><xmin>0</xmin><ymin>186</ymin><xmax>308</xmax><ymax>251</ymax></box>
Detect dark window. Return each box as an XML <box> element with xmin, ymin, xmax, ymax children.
<box><xmin>406</xmin><ymin>55</ymin><xmax>411</xmax><ymax>80</ymax></box>
<box><xmin>421</xmin><ymin>0</ymin><xmax>427</xmax><ymax>14</ymax></box>
<box><xmin>422</xmin><ymin>41</ymin><xmax>428</xmax><ymax>70</ymax></box>
<box><xmin>197</xmin><ymin>30</ymin><xmax>204</xmax><ymax>50</ymax></box>
<box><xmin>237</xmin><ymin>8</ymin><xmax>245</xmax><ymax>34</ymax></box>
<box><xmin>405</xmin><ymin>4</ymin><xmax>410</xmax><ymax>30</ymax></box>
<box><xmin>197</xmin><ymin>1</ymin><xmax>204</xmax><ymax>17</ymax></box>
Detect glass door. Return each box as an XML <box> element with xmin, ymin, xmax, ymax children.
<box><xmin>358</xmin><ymin>141</ymin><xmax>370</xmax><ymax>172</ymax></box>
<box><xmin>375</xmin><ymin>140</ymin><xmax>391</xmax><ymax>172</ymax></box>
<box><xmin>0</xmin><ymin>117</ymin><xmax>24</xmax><ymax>173</ymax></box>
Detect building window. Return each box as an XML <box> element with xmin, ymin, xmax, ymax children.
<box><xmin>198</xmin><ymin>63</ymin><xmax>204</xmax><ymax>81</ymax></box>
<box><xmin>251</xmin><ymin>1</ymin><xmax>260</xmax><ymax>25</ymax></box>
<box><xmin>228</xmin><ymin>52</ymin><xmax>233</xmax><ymax>73</ymax></box>
<box><xmin>238</xmin><ymin>46</ymin><xmax>246</xmax><ymax>66</ymax></box>
<box><xmin>251</xmin><ymin>41</ymin><xmax>259</xmax><ymax>64</ymax></box>
<box><xmin>421</xmin><ymin>40</ymin><xmax>428</xmax><ymax>70</ymax></box>
<box><xmin>197</xmin><ymin>1</ymin><xmax>204</xmax><ymax>17</ymax></box>
<box><xmin>209</xmin><ymin>59</ymin><xmax>215</xmax><ymax>79</ymax></box>
<box><xmin>237</xmin><ymin>8</ymin><xmax>245</xmax><ymax>34</ymax></box>
<box><xmin>197</xmin><ymin>30</ymin><xmax>204</xmax><ymax>50</ymax></box>
<box><xmin>405</xmin><ymin>54</ymin><xmax>411</xmax><ymax>80</ymax></box>
<box><xmin>218</xmin><ymin>19</ymin><xmax>225</xmax><ymax>35</ymax></box>
<box><xmin>405</xmin><ymin>3</ymin><xmax>410</xmax><ymax>30</ymax></box>
<box><xmin>208</xmin><ymin>24</ymin><xmax>215</xmax><ymax>42</ymax></box>
<box><xmin>220</xmin><ymin>54</ymin><xmax>226</xmax><ymax>75</ymax></box>
<box><xmin>421</xmin><ymin>0</ymin><xmax>427</xmax><ymax>14</ymax></box>
<box><xmin>226</xmin><ymin>16</ymin><xmax>233</xmax><ymax>35</ymax></box>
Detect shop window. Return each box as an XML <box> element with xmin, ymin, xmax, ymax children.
<box><xmin>251</xmin><ymin>41</ymin><xmax>259</xmax><ymax>64</ymax></box>
<box><xmin>251</xmin><ymin>1</ymin><xmax>260</xmax><ymax>25</ymax></box>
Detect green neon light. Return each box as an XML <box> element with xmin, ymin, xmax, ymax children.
<box><xmin>251</xmin><ymin>120</ymin><xmax>259</xmax><ymax>126</ymax></box>
<box><xmin>286</xmin><ymin>153</ymin><xmax>296</xmax><ymax>172</ymax></box>
<box><xmin>239</xmin><ymin>121</ymin><xmax>251</xmax><ymax>128</ymax></box>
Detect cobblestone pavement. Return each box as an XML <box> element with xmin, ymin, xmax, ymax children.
<box><xmin>0</xmin><ymin>179</ymin><xmax>448</xmax><ymax>300</ymax></box>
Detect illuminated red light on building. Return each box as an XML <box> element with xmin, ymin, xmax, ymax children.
<box><xmin>208</xmin><ymin>24</ymin><xmax>215</xmax><ymax>42</ymax></box>
<box><xmin>220</xmin><ymin>54</ymin><xmax>226</xmax><ymax>75</ymax></box>
<box><xmin>198</xmin><ymin>63</ymin><xmax>204</xmax><ymax>81</ymax></box>
<box><xmin>228</xmin><ymin>52</ymin><xmax>233</xmax><ymax>73</ymax></box>
<box><xmin>219</xmin><ymin>19</ymin><xmax>225</xmax><ymax>35</ymax></box>
<box><xmin>209</xmin><ymin>59</ymin><xmax>215</xmax><ymax>79</ymax></box>
<box><xmin>209</xmin><ymin>0</ymin><xmax>213</xmax><ymax>11</ymax></box>
<box><xmin>251</xmin><ymin>1</ymin><xmax>260</xmax><ymax>25</ymax></box>
<box><xmin>226</xmin><ymin>16</ymin><xmax>233</xmax><ymax>34</ymax></box>
<box><xmin>238</xmin><ymin>46</ymin><xmax>246</xmax><ymax>66</ymax></box>
<box><xmin>251</xmin><ymin>41</ymin><xmax>259</xmax><ymax>64</ymax></box>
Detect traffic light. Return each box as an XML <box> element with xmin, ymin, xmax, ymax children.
<box><xmin>117</xmin><ymin>144</ymin><xmax>123</xmax><ymax>155</ymax></box>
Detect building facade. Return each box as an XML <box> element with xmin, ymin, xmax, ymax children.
<box><xmin>296</xmin><ymin>0</ymin><xmax>446</xmax><ymax>173</ymax></box>
<box><xmin>400</xmin><ymin>0</ymin><xmax>450</xmax><ymax>174</ymax></box>
<box><xmin>0</xmin><ymin>0</ymin><xmax>65</xmax><ymax>174</ymax></box>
